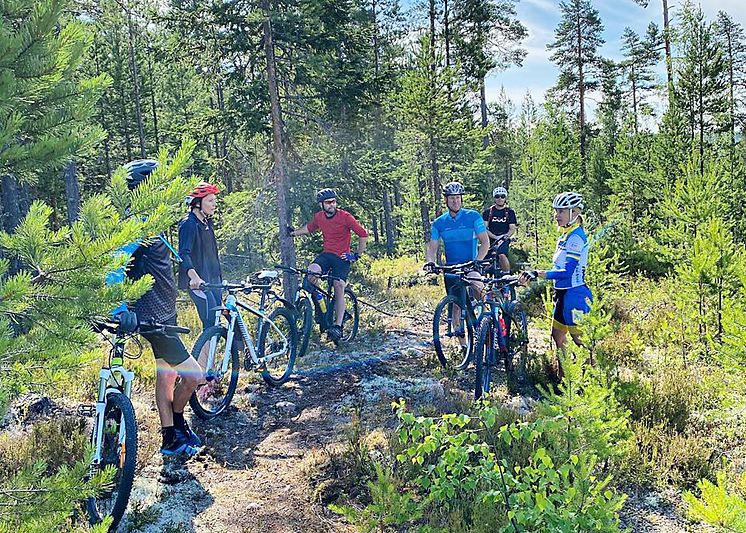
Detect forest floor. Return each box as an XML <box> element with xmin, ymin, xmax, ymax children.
<box><xmin>112</xmin><ymin>307</ymin><xmax>700</xmax><ymax>533</ymax></box>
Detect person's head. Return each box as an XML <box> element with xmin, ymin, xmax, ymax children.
<box><xmin>124</xmin><ymin>159</ymin><xmax>158</xmax><ymax>190</ymax></box>
<box><xmin>552</xmin><ymin>191</ymin><xmax>584</xmax><ymax>228</ymax></box>
<box><xmin>316</xmin><ymin>188</ymin><xmax>337</xmax><ymax>216</ymax></box>
<box><xmin>492</xmin><ymin>186</ymin><xmax>508</xmax><ymax>207</ymax></box>
<box><xmin>442</xmin><ymin>182</ymin><xmax>465</xmax><ymax>214</ymax></box>
<box><xmin>188</xmin><ymin>182</ymin><xmax>220</xmax><ymax>217</ymax></box>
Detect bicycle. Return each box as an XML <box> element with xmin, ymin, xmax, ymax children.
<box><xmin>483</xmin><ymin>235</ymin><xmax>516</xmax><ymax>301</ymax></box>
<box><xmin>82</xmin><ymin>318</ymin><xmax>189</xmax><ymax>532</ymax></box>
<box><xmin>428</xmin><ymin>260</ymin><xmax>487</xmax><ymax>370</ymax></box>
<box><xmin>473</xmin><ymin>274</ymin><xmax>529</xmax><ymax>399</ymax></box>
<box><xmin>275</xmin><ymin>264</ymin><xmax>360</xmax><ymax>354</ymax></box>
<box><xmin>188</xmin><ymin>272</ymin><xmax>298</xmax><ymax>419</ymax></box>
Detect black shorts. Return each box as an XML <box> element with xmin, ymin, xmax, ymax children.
<box><xmin>188</xmin><ymin>288</ymin><xmax>223</xmax><ymax>329</ymax></box>
<box><xmin>443</xmin><ymin>273</ymin><xmax>466</xmax><ymax>299</ymax></box>
<box><xmin>140</xmin><ymin>315</ymin><xmax>191</xmax><ymax>366</ymax></box>
<box><xmin>312</xmin><ymin>252</ymin><xmax>352</xmax><ymax>281</ymax></box>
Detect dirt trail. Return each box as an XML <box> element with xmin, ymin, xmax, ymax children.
<box><xmin>118</xmin><ymin>324</ymin><xmax>692</xmax><ymax>533</ymax></box>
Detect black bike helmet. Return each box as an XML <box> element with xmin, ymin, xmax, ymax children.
<box><xmin>124</xmin><ymin>159</ymin><xmax>158</xmax><ymax>190</ymax></box>
<box><xmin>316</xmin><ymin>188</ymin><xmax>337</xmax><ymax>203</ymax></box>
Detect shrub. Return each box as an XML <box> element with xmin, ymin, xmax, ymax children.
<box><xmin>684</xmin><ymin>470</ymin><xmax>746</xmax><ymax>531</ymax></box>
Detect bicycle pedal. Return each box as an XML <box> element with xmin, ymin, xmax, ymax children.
<box><xmin>77</xmin><ymin>404</ymin><xmax>95</xmax><ymax>417</ymax></box>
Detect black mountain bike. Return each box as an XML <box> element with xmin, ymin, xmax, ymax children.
<box><xmin>429</xmin><ymin>260</ymin><xmax>486</xmax><ymax>370</ymax></box>
<box><xmin>276</xmin><ymin>264</ymin><xmax>360</xmax><ymax>353</ymax></box>
<box><xmin>474</xmin><ymin>274</ymin><xmax>529</xmax><ymax>399</ymax></box>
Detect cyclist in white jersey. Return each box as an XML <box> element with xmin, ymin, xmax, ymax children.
<box><xmin>520</xmin><ymin>192</ymin><xmax>592</xmax><ymax>348</ymax></box>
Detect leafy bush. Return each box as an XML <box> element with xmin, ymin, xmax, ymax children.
<box><xmin>364</xmin><ymin>255</ymin><xmax>423</xmax><ymax>290</ymax></box>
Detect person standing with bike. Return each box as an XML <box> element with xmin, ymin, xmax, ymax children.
<box><xmin>110</xmin><ymin>159</ymin><xmax>203</xmax><ymax>456</ymax></box>
<box><xmin>287</xmin><ymin>188</ymin><xmax>368</xmax><ymax>344</ymax></box>
<box><xmin>178</xmin><ymin>182</ymin><xmax>222</xmax><ymax>351</ymax></box>
<box><xmin>519</xmin><ymin>191</ymin><xmax>592</xmax><ymax>349</ymax></box>
<box><xmin>482</xmin><ymin>186</ymin><xmax>517</xmax><ymax>276</ymax></box>
<box><xmin>423</xmin><ymin>182</ymin><xmax>491</xmax><ymax>355</ymax></box>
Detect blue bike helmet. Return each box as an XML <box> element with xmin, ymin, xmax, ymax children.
<box><xmin>124</xmin><ymin>159</ymin><xmax>158</xmax><ymax>190</ymax></box>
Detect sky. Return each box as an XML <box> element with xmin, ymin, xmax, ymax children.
<box><xmin>487</xmin><ymin>0</ymin><xmax>746</xmax><ymax>115</ymax></box>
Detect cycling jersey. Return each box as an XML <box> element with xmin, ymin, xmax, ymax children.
<box><xmin>481</xmin><ymin>205</ymin><xmax>517</xmax><ymax>241</ymax></box>
<box><xmin>306</xmin><ymin>208</ymin><xmax>368</xmax><ymax>257</ymax></box>
<box><xmin>431</xmin><ymin>208</ymin><xmax>487</xmax><ymax>265</ymax></box>
<box><xmin>546</xmin><ymin>223</ymin><xmax>589</xmax><ymax>289</ymax></box>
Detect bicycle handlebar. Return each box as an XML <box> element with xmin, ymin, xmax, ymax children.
<box><xmin>274</xmin><ymin>264</ymin><xmax>345</xmax><ymax>282</ymax></box>
<box><xmin>96</xmin><ymin>318</ymin><xmax>190</xmax><ymax>336</ymax></box>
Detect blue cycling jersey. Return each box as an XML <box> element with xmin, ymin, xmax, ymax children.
<box><xmin>545</xmin><ymin>223</ymin><xmax>589</xmax><ymax>289</ymax></box>
<box><xmin>431</xmin><ymin>208</ymin><xmax>487</xmax><ymax>265</ymax></box>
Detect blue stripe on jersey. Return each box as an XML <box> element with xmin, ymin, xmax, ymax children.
<box><xmin>431</xmin><ymin>208</ymin><xmax>487</xmax><ymax>265</ymax></box>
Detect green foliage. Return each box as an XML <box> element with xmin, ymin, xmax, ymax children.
<box><xmin>685</xmin><ymin>470</ymin><xmax>746</xmax><ymax>531</ymax></box>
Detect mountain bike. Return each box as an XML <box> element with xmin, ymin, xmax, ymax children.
<box><xmin>275</xmin><ymin>264</ymin><xmax>360</xmax><ymax>353</ymax></box>
<box><xmin>484</xmin><ymin>236</ymin><xmax>516</xmax><ymax>301</ymax></box>
<box><xmin>189</xmin><ymin>272</ymin><xmax>297</xmax><ymax>419</ymax></box>
<box><xmin>428</xmin><ymin>260</ymin><xmax>487</xmax><ymax>370</ymax></box>
<box><xmin>82</xmin><ymin>318</ymin><xmax>189</xmax><ymax>532</ymax></box>
<box><xmin>474</xmin><ymin>274</ymin><xmax>529</xmax><ymax>399</ymax></box>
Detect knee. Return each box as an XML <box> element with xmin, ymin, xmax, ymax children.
<box><xmin>333</xmin><ymin>280</ymin><xmax>345</xmax><ymax>291</ymax></box>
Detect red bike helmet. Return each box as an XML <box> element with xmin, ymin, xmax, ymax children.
<box><xmin>191</xmin><ymin>181</ymin><xmax>220</xmax><ymax>198</ymax></box>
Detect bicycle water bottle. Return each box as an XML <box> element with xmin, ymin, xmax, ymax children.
<box><xmin>316</xmin><ymin>291</ymin><xmax>326</xmax><ymax>313</ymax></box>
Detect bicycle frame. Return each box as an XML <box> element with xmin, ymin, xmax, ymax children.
<box><xmin>91</xmin><ymin>337</ymin><xmax>134</xmax><ymax>469</ymax></box>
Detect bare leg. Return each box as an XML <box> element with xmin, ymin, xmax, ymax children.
<box><xmin>172</xmin><ymin>356</ymin><xmax>203</xmax><ymax>413</ymax></box>
<box><xmin>498</xmin><ymin>253</ymin><xmax>510</xmax><ymax>273</ymax></box>
<box><xmin>155</xmin><ymin>360</ymin><xmax>178</xmax><ymax>427</ymax></box>
<box><xmin>333</xmin><ymin>279</ymin><xmax>346</xmax><ymax>327</ymax></box>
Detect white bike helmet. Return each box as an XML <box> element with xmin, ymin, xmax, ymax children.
<box><xmin>492</xmin><ymin>186</ymin><xmax>508</xmax><ymax>197</ymax></box>
<box><xmin>552</xmin><ymin>191</ymin><xmax>584</xmax><ymax>210</ymax></box>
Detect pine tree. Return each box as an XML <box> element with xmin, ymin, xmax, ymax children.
<box><xmin>620</xmin><ymin>24</ymin><xmax>662</xmax><ymax>135</ymax></box>
<box><xmin>547</xmin><ymin>0</ymin><xmax>605</xmax><ymax>180</ymax></box>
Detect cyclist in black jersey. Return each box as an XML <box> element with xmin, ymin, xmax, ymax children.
<box><xmin>110</xmin><ymin>160</ymin><xmax>203</xmax><ymax>456</ymax></box>
<box><xmin>482</xmin><ymin>186</ymin><xmax>517</xmax><ymax>276</ymax></box>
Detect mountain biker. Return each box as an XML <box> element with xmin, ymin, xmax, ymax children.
<box><xmin>109</xmin><ymin>159</ymin><xmax>202</xmax><ymax>457</ymax></box>
<box><xmin>288</xmin><ymin>188</ymin><xmax>368</xmax><ymax>344</ymax></box>
<box><xmin>482</xmin><ymin>186</ymin><xmax>517</xmax><ymax>276</ymax></box>
<box><xmin>423</xmin><ymin>182</ymin><xmax>490</xmax><ymax>354</ymax></box>
<box><xmin>519</xmin><ymin>191</ymin><xmax>592</xmax><ymax>349</ymax></box>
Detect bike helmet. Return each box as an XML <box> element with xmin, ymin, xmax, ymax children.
<box><xmin>442</xmin><ymin>181</ymin><xmax>465</xmax><ymax>196</ymax></box>
<box><xmin>124</xmin><ymin>159</ymin><xmax>158</xmax><ymax>190</ymax></box>
<box><xmin>316</xmin><ymin>188</ymin><xmax>337</xmax><ymax>203</ymax></box>
<box><xmin>493</xmin><ymin>186</ymin><xmax>508</xmax><ymax>197</ymax></box>
<box><xmin>186</xmin><ymin>181</ymin><xmax>220</xmax><ymax>207</ymax></box>
<box><xmin>552</xmin><ymin>191</ymin><xmax>584</xmax><ymax>210</ymax></box>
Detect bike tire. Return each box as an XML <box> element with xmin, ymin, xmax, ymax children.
<box><xmin>260</xmin><ymin>307</ymin><xmax>298</xmax><ymax>387</ymax></box>
<box><xmin>474</xmin><ymin>314</ymin><xmax>495</xmax><ymax>400</ymax></box>
<box><xmin>295</xmin><ymin>295</ymin><xmax>314</xmax><ymax>358</ymax></box>
<box><xmin>189</xmin><ymin>325</ymin><xmax>240</xmax><ymax>419</ymax></box>
<box><xmin>85</xmin><ymin>392</ymin><xmax>137</xmax><ymax>532</ymax></box>
<box><xmin>339</xmin><ymin>288</ymin><xmax>360</xmax><ymax>342</ymax></box>
<box><xmin>433</xmin><ymin>294</ymin><xmax>473</xmax><ymax>370</ymax></box>
<box><xmin>502</xmin><ymin>301</ymin><xmax>529</xmax><ymax>392</ymax></box>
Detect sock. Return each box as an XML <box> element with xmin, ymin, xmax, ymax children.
<box><xmin>162</xmin><ymin>426</ymin><xmax>176</xmax><ymax>446</ymax></box>
<box><xmin>173</xmin><ymin>411</ymin><xmax>186</xmax><ymax>431</ymax></box>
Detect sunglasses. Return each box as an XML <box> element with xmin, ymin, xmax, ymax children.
<box><xmin>494</xmin><ymin>195</ymin><xmax>506</xmax><ymax>199</ymax></box>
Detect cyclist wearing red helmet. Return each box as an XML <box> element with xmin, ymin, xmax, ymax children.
<box><xmin>178</xmin><ymin>181</ymin><xmax>223</xmax><ymax>331</ymax></box>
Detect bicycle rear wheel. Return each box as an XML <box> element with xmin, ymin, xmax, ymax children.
<box><xmin>474</xmin><ymin>315</ymin><xmax>495</xmax><ymax>400</ymax></box>
<box><xmin>86</xmin><ymin>392</ymin><xmax>137</xmax><ymax>531</ymax></box>
<box><xmin>260</xmin><ymin>307</ymin><xmax>298</xmax><ymax>387</ymax></box>
<box><xmin>189</xmin><ymin>325</ymin><xmax>240</xmax><ymax>419</ymax></box>
<box><xmin>433</xmin><ymin>294</ymin><xmax>473</xmax><ymax>370</ymax></box>
<box><xmin>502</xmin><ymin>301</ymin><xmax>529</xmax><ymax>392</ymax></box>
<box><xmin>295</xmin><ymin>295</ymin><xmax>314</xmax><ymax>358</ymax></box>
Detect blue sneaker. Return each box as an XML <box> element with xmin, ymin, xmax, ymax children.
<box><xmin>160</xmin><ymin>434</ymin><xmax>198</xmax><ymax>457</ymax></box>
<box><xmin>176</xmin><ymin>422</ymin><xmax>202</xmax><ymax>448</ymax></box>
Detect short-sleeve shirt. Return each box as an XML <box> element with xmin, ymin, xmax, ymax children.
<box><xmin>430</xmin><ymin>208</ymin><xmax>487</xmax><ymax>265</ymax></box>
<box><xmin>306</xmin><ymin>208</ymin><xmax>368</xmax><ymax>257</ymax></box>
<box><xmin>481</xmin><ymin>205</ymin><xmax>517</xmax><ymax>240</ymax></box>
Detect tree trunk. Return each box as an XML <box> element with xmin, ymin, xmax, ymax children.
<box><xmin>63</xmin><ymin>161</ymin><xmax>81</xmax><ymax>223</ymax></box>
<box><xmin>383</xmin><ymin>190</ymin><xmax>394</xmax><ymax>254</ymax></box>
<box><xmin>148</xmin><ymin>50</ymin><xmax>160</xmax><ymax>153</ymax></box>
<box><xmin>393</xmin><ymin>180</ymin><xmax>403</xmax><ymax>238</ymax></box>
<box><xmin>480</xmin><ymin>78</ymin><xmax>489</xmax><ymax>147</ymax></box>
<box><xmin>217</xmin><ymin>79</ymin><xmax>232</xmax><ymax>192</ymax></box>
<box><xmin>1</xmin><ymin>175</ymin><xmax>22</xmax><ymax>233</ymax></box>
<box><xmin>662</xmin><ymin>0</ymin><xmax>674</xmax><ymax>98</ymax></box>
<box><xmin>371</xmin><ymin>215</ymin><xmax>380</xmax><ymax>244</ymax></box>
<box><xmin>262</xmin><ymin>0</ymin><xmax>297</xmax><ymax>299</ymax></box>
<box><xmin>118</xmin><ymin>82</ymin><xmax>133</xmax><ymax>162</ymax></box>
<box><xmin>372</xmin><ymin>0</ymin><xmax>380</xmax><ymax>78</ymax></box>
<box><xmin>576</xmin><ymin>11</ymin><xmax>587</xmax><ymax>179</ymax></box>
<box><xmin>126</xmin><ymin>1</ymin><xmax>147</xmax><ymax>158</ymax></box>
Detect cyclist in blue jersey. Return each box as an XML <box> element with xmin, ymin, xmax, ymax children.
<box><xmin>423</xmin><ymin>182</ymin><xmax>490</xmax><ymax>352</ymax></box>
<box><xmin>520</xmin><ymin>191</ymin><xmax>592</xmax><ymax>349</ymax></box>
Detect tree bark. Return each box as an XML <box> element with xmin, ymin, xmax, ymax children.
<box><xmin>480</xmin><ymin>78</ymin><xmax>489</xmax><ymax>147</ymax></box>
<box><xmin>662</xmin><ymin>0</ymin><xmax>674</xmax><ymax>98</ymax></box>
<box><xmin>1</xmin><ymin>175</ymin><xmax>21</xmax><ymax>233</ymax></box>
<box><xmin>262</xmin><ymin>0</ymin><xmax>297</xmax><ymax>298</ymax></box>
<box><xmin>383</xmin><ymin>190</ymin><xmax>394</xmax><ymax>254</ymax></box>
<box><xmin>576</xmin><ymin>10</ymin><xmax>587</xmax><ymax>179</ymax></box>
<box><xmin>147</xmin><ymin>49</ymin><xmax>160</xmax><ymax>153</ymax></box>
<box><xmin>63</xmin><ymin>161</ymin><xmax>81</xmax><ymax>223</ymax></box>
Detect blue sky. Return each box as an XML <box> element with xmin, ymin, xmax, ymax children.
<box><xmin>487</xmin><ymin>0</ymin><xmax>746</xmax><ymax>115</ymax></box>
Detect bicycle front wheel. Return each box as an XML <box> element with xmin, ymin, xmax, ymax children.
<box><xmin>86</xmin><ymin>391</ymin><xmax>137</xmax><ymax>531</ymax></box>
<box><xmin>260</xmin><ymin>307</ymin><xmax>298</xmax><ymax>387</ymax></box>
<box><xmin>295</xmin><ymin>295</ymin><xmax>314</xmax><ymax>358</ymax></box>
<box><xmin>189</xmin><ymin>325</ymin><xmax>240</xmax><ymax>419</ymax></box>
<box><xmin>338</xmin><ymin>288</ymin><xmax>360</xmax><ymax>342</ymax></box>
<box><xmin>474</xmin><ymin>315</ymin><xmax>495</xmax><ymax>400</ymax></box>
<box><xmin>433</xmin><ymin>294</ymin><xmax>473</xmax><ymax>370</ymax></box>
